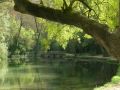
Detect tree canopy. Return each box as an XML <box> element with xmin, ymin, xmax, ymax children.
<box><xmin>13</xmin><ymin>0</ymin><xmax>120</xmax><ymax>60</ymax></box>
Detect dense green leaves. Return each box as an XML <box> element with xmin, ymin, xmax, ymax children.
<box><xmin>1</xmin><ymin>0</ymin><xmax>119</xmax><ymax>53</ymax></box>
<box><xmin>41</xmin><ymin>0</ymin><xmax>118</xmax><ymax>29</ymax></box>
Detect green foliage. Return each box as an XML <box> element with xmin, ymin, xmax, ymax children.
<box><xmin>94</xmin><ymin>75</ymin><xmax>120</xmax><ymax>90</ymax></box>
<box><xmin>0</xmin><ymin>43</ymin><xmax>8</xmax><ymax>61</ymax></box>
<box><xmin>1</xmin><ymin>0</ymin><xmax>120</xmax><ymax>90</ymax></box>
<box><xmin>45</xmin><ymin>22</ymin><xmax>81</xmax><ymax>48</ymax></box>
<box><xmin>94</xmin><ymin>65</ymin><xmax>120</xmax><ymax>90</ymax></box>
<box><xmin>37</xmin><ymin>18</ymin><xmax>82</xmax><ymax>49</ymax></box>
<box><xmin>41</xmin><ymin>0</ymin><xmax>118</xmax><ymax>30</ymax></box>
<box><xmin>0</xmin><ymin>43</ymin><xmax>8</xmax><ymax>80</ymax></box>
<box><xmin>53</xmin><ymin>0</ymin><xmax>63</xmax><ymax>9</ymax></box>
<box><xmin>0</xmin><ymin>0</ymin><xmax>119</xmax><ymax>56</ymax></box>
<box><xmin>111</xmin><ymin>76</ymin><xmax>120</xmax><ymax>84</ymax></box>
<box><xmin>35</xmin><ymin>0</ymin><xmax>119</xmax><ymax>51</ymax></box>
<box><xmin>18</xmin><ymin>28</ymin><xmax>35</xmax><ymax>53</ymax></box>
<box><xmin>40</xmin><ymin>38</ymin><xmax>50</xmax><ymax>51</ymax></box>
<box><xmin>0</xmin><ymin>2</ymin><xmax>11</xmax><ymax>81</ymax></box>
<box><xmin>110</xmin><ymin>66</ymin><xmax>120</xmax><ymax>84</ymax></box>
<box><xmin>92</xmin><ymin>0</ymin><xmax>118</xmax><ymax>29</ymax></box>
<box><xmin>84</xmin><ymin>34</ymin><xmax>92</xmax><ymax>39</ymax></box>
<box><xmin>49</xmin><ymin>40</ymin><xmax>64</xmax><ymax>51</ymax></box>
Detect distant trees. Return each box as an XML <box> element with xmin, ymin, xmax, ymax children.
<box><xmin>13</xmin><ymin>0</ymin><xmax>120</xmax><ymax>60</ymax></box>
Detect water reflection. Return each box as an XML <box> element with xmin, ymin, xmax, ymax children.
<box><xmin>0</xmin><ymin>58</ymin><xmax>118</xmax><ymax>90</ymax></box>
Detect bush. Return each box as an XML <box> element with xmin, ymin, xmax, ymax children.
<box><xmin>0</xmin><ymin>43</ymin><xmax>8</xmax><ymax>82</ymax></box>
<box><xmin>111</xmin><ymin>76</ymin><xmax>120</xmax><ymax>84</ymax></box>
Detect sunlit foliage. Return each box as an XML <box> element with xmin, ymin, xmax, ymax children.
<box><xmin>35</xmin><ymin>0</ymin><xmax>119</xmax><ymax>49</ymax></box>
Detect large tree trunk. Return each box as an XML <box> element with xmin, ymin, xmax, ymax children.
<box><xmin>13</xmin><ymin>0</ymin><xmax>120</xmax><ymax>60</ymax></box>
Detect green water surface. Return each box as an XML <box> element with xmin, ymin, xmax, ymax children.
<box><xmin>0</xmin><ymin>58</ymin><xmax>117</xmax><ymax>90</ymax></box>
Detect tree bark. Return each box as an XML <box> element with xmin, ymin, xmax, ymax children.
<box><xmin>13</xmin><ymin>0</ymin><xmax>120</xmax><ymax>60</ymax></box>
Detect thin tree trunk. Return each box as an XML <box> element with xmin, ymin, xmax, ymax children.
<box><xmin>34</xmin><ymin>17</ymin><xmax>41</xmax><ymax>58</ymax></box>
<box><xmin>9</xmin><ymin>15</ymin><xmax>22</xmax><ymax>57</ymax></box>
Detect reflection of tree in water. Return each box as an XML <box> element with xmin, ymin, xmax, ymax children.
<box><xmin>51</xmin><ymin>60</ymin><xmax>118</xmax><ymax>90</ymax></box>
<box><xmin>0</xmin><ymin>58</ymin><xmax>118</xmax><ymax>90</ymax></box>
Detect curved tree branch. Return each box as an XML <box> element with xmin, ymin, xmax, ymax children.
<box><xmin>13</xmin><ymin>0</ymin><xmax>109</xmax><ymax>32</ymax></box>
<box><xmin>14</xmin><ymin>0</ymin><xmax>117</xmax><ymax>58</ymax></box>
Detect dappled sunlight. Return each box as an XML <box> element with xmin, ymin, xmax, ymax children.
<box><xmin>1</xmin><ymin>0</ymin><xmax>120</xmax><ymax>90</ymax></box>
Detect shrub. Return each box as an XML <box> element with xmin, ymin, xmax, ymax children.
<box><xmin>0</xmin><ymin>43</ymin><xmax>8</xmax><ymax>83</ymax></box>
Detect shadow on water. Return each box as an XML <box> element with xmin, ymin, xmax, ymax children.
<box><xmin>0</xmin><ymin>57</ymin><xmax>118</xmax><ymax>90</ymax></box>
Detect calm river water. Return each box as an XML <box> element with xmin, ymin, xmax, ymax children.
<box><xmin>0</xmin><ymin>58</ymin><xmax>118</xmax><ymax>90</ymax></box>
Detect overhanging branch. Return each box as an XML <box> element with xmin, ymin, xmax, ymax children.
<box><xmin>14</xmin><ymin>0</ymin><xmax>120</xmax><ymax>59</ymax></box>
<box><xmin>13</xmin><ymin>0</ymin><xmax>110</xmax><ymax>44</ymax></box>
